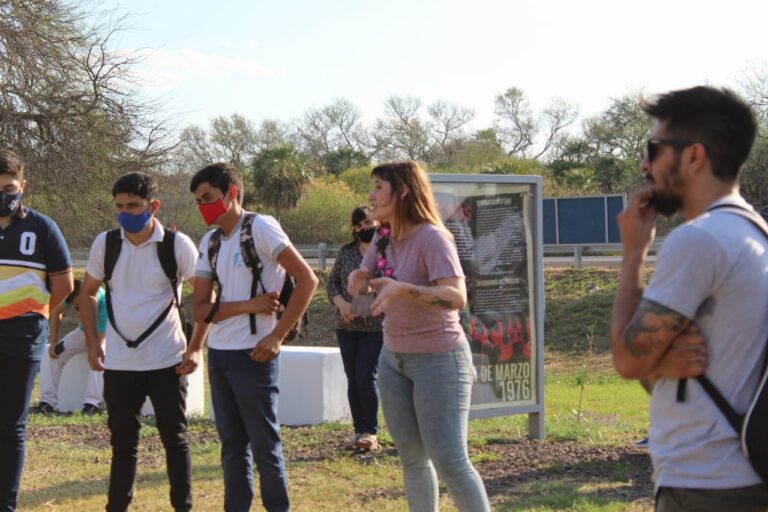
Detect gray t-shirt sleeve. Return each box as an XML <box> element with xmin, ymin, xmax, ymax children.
<box><xmin>644</xmin><ymin>226</ymin><xmax>728</xmax><ymax>319</ymax></box>
<box><xmin>423</xmin><ymin>227</ymin><xmax>465</xmax><ymax>283</ymax></box>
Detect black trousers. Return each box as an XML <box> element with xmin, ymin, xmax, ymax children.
<box><xmin>103</xmin><ymin>366</ymin><xmax>192</xmax><ymax>512</ymax></box>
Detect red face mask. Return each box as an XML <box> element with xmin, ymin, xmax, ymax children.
<box><xmin>198</xmin><ymin>186</ymin><xmax>236</xmax><ymax>225</ymax></box>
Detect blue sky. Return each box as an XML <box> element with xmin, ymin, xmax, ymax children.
<box><xmin>100</xmin><ymin>0</ymin><xmax>768</xmax><ymax>133</ymax></box>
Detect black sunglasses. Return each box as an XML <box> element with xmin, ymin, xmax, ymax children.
<box><xmin>646</xmin><ymin>138</ymin><xmax>697</xmax><ymax>162</ymax></box>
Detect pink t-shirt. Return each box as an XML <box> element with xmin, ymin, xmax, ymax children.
<box><xmin>362</xmin><ymin>223</ymin><xmax>466</xmax><ymax>353</ymax></box>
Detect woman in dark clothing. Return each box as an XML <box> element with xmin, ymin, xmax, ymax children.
<box><xmin>327</xmin><ymin>205</ymin><xmax>384</xmax><ymax>451</ymax></box>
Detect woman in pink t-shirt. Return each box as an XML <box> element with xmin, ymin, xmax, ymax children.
<box><xmin>348</xmin><ymin>161</ymin><xmax>490</xmax><ymax>512</ymax></box>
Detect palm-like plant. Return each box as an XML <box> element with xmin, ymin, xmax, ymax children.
<box><xmin>251</xmin><ymin>145</ymin><xmax>312</xmax><ymax>220</ymax></box>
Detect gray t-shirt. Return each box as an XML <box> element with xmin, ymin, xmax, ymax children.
<box><xmin>644</xmin><ymin>194</ymin><xmax>768</xmax><ymax>489</ymax></box>
<box><xmin>362</xmin><ymin>223</ymin><xmax>465</xmax><ymax>353</ymax></box>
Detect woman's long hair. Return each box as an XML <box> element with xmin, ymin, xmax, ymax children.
<box><xmin>371</xmin><ymin>161</ymin><xmax>447</xmax><ymax>240</ymax></box>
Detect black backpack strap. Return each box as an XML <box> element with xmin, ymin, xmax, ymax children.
<box><xmin>103</xmin><ymin>229</ymin><xmax>129</xmax><ymax>345</ymax></box>
<box><xmin>103</xmin><ymin>228</ymin><xmax>177</xmax><ymax>349</ymax></box>
<box><xmin>204</xmin><ymin>228</ymin><xmax>224</xmax><ymax>324</ymax></box>
<box><xmin>695</xmin><ymin>375</ymin><xmax>744</xmax><ymax>433</ymax></box>
<box><xmin>157</xmin><ymin>230</ymin><xmax>180</xmax><ymax>306</ymax></box>
<box><xmin>103</xmin><ymin>229</ymin><xmax>122</xmax><ymax>282</ymax></box>
<box><xmin>156</xmin><ymin>230</ymin><xmax>192</xmax><ymax>340</ymax></box>
<box><xmin>240</xmin><ymin>213</ymin><xmax>264</xmax><ymax>335</ymax></box>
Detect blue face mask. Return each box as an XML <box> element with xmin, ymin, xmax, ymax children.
<box><xmin>116</xmin><ymin>208</ymin><xmax>151</xmax><ymax>233</ymax></box>
<box><xmin>0</xmin><ymin>191</ymin><xmax>22</xmax><ymax>217</ymax></box>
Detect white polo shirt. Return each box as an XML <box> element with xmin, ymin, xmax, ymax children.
<box><xmin>85</xmin><ymin>221</ymin><xmax>198</xmax><ymax>371</ymax></box>
<box><xmin>195</xmin><ymin>212</ymin><xmax>290</xmax><ymax>350</ymax></box>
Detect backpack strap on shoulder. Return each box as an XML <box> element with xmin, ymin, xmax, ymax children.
<box><xmin>157</xmin><ymin>230</ymin><xmax>180</xmax><ymax>308</ymax></box>
<box><xmin>104</xmin><ymin>229</ymin><xmax>122</xmax><ymax>283</ymax></box>
<box><xmin>103</xmin><ymin>227</ymin><xmax>178</xmax><ymax>349</ymax></box>
<box><xmin>203</xmin><ymin>228</ymin><xmax>225</xmax><ymax>324</ymax></box>
<box><xmin>240</xmin><ymin>213</ymin><xmax>264</xmax><ymax>335</ymax></box>
<box><xmin>103</xmin><ymin>229</ymin><xmax>126</xmax><ymax>345</ymax></box>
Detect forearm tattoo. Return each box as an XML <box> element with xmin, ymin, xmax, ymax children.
<box><xmin>409</xmin><ymin>286</ymin><xmax>454</xmax><ymax>309</ymax></box>
<box><xmin>624</xmin><ymin>300</ymin><xmax>687</xmax><ymax>358</ymax></box>
<box><xmin>429</xmin><ymin>297</ymin><xmax>453</xmax><ymax>309</ymax></box>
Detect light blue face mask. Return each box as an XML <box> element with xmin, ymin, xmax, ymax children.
<box><xmin>116</xmin><ymin>208</ymin><xmax>151</xmax><ymax>233</ymax></box>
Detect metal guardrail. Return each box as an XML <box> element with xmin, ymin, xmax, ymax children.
<box><xmin>72</xmin><ymin>238</ymin><xmax>665</xmax><ymax>271</ymax></box>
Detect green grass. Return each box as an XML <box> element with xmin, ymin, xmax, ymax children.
<box><xmin>21</xmin><ymin>364</ymin><xmax>651</xmax><ymax>511</ymax></box>
<box><xmin>19</xmin><ymin>267</ymin><xmax>655</xmax><ymax>511</ymax></box>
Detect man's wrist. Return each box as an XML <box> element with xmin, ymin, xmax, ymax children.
<box><xmin>621</xmin><ymin>252</ymin><xmax>646</xmax><ymax>269</ymax></box>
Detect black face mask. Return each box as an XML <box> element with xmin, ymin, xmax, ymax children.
<box><xmin>355</xmin><ymin>227</ymin><xmax>376</xmax><ymax>243</ymax></box>
<box><xmin>0</xmin><ymin>191</ymin><xmax>22</xmax><ymax>217</ymax></box>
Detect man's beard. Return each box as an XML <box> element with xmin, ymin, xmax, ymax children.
<box><xmin>649</xmin><ymin>190</ymin><xmax>683</xmax><ymax>217</ymax></box>
<box><xmin>648</xmin><ymin>157</ymin><xmax>683</xmax><ymax>217</ymax></box>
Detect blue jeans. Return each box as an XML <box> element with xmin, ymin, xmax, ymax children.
<box><xmin>336</xmin><ymin>330</ymin><xmax>383</xmax><ymax>434</ymax></box>
<box><xmin>378</xmin><ymin>343</ymin><xmax>490</xmax><ymax>512</ymax></box>
<box><xmin>208</xmin><ymin>348</ymin><xmax>289</xmax><ymax>512</ymax></box>
<box><xmin>0</xmin><ymin>357</ymin><xmax>40</xmax><ymax>512</ymax></box>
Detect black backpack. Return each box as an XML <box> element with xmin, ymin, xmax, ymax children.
<box><xmin>676</xmin><ymin>203</ymin><xmax>768</xmax><ymax>482</ymax></box>
<box><xmin>103</xmin><ymin>229</ymin><xmax>193</xmax><ymax>348</ymax></box>
<box><xmin>203</xmin><ymin>213</ymin><xmax>305</xmax><ymax>341</ymax></box>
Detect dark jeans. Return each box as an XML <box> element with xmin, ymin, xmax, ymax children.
<box><xmin>208</xmin><ymin>348</ymin><xmax>289</xmax><ymax>512</ymax></box>
<box><xmin>0</xmin><ymin>357</ymin><xmax>40</xmax><ymax>512</ymax></box>
<box><xmin>656</xmin><ymin>485</ymin><xmax>768</xmax><ymax>512</ymax></box>
<box><xmin>336</xmin><ymin>329</ymin><xmax>383</xmax><ymax>434</ymax></box>
<box><xmin>103</xmin><ymin>366</ymin><xmax>191</xmax><ymax>512</ymax></box>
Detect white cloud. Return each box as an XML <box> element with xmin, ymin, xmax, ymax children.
<box><xmin>134</xmin><ymin>48</ymin><xmax>273</xmax><ymax>90</ymax></box>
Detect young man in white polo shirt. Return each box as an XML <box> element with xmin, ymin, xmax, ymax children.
<box><xmin>80</xmin><ymin>172</ymin><xmax>198</xmax><ymax>512</ymax></box>
<box><xmin>186</xmin><ymin>163</ymin><xmax>317</xmax><ymax>512</ymax></box>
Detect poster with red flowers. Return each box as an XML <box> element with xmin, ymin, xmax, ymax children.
<box><xmin>433</xmin><ymin>178</ymin><xmax>542</xmax><ymax>419</ymax></box>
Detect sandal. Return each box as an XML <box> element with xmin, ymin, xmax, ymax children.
<box><xmin>356</xmin><ymin>433</ymin><xmax>379</xmax><ymax>451</ymax></box>
<box><xmin>344</xmin><ymin>433</ymin><xmax>361</xmax><ymax>450</ymax></box>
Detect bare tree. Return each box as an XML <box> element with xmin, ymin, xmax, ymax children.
<box><xmin>297</xmin><ymin>98</ymin><xmax>376</xmax><ymax>170</ymax></box>
<box><xmin>531</xmin><ymin>99</ymin><xmax>579</xmax><ymax>160</ymax></box>
<box><xmin>741</xmin><ymin>65</ymin><xmax>768</xmax><ymax>125</ymax></box>
<box><xmin>427</xmin><ymin>100</ymin><xmax>474</xmax><ymax>160</ymax></box>
<box><xmin>375</xmin><ymin>95</ymin><xmax>432</xmax><ymax>162</ymax></box>
<box><xmin>582</xmin><ymin>91</ymin><xmax>651</xmax><ymax>162</ymax></box>
<box><xmin>209</xmin><ymin>113</ymin><xmax>258</xmax><ymax>169</ymax></box>
<box><xmin>493</xmin><ymin>87</ymin><xmax>537</xmax><ymax>157</ymax></box>
<box><xmin>0</xmin><ymin>0</ymin><xmax>174</xmax><ymax>245</ymax></box>
<box><xmin>255</xmin><ymin>119</ymin><xmax>295</xmax><ymax>150</ymax></box>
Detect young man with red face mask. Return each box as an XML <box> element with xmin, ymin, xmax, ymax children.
<box><xmin>80</xmin><ymin>172</ymin><xmax>199</xmax><ymax>512</ymax></box>
<box><xmin>188</xmin><ymin>163</ymin><xmax>317</xmax><ymax>512</ymax></box>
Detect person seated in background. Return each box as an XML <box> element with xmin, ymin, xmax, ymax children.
<box><xmin>31</xmin><ymin>279</ymin><xmax>107</xmax><ymax>415</ymax></box>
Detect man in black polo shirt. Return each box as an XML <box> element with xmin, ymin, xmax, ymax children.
<box><xmin>0</xmin><ymin>150</ymin><xmax>73</xmax><ymax>511</ymax></box>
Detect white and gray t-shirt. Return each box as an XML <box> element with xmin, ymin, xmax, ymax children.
<box><xmin>195</xmin><ymin>212</ymin><xmax>290</xmax><ymax>350</ymax></box>
<box><xmin>85</xmin><ymin>221</ymin><xmax>198</xmax><ymax>371</ymax></box>
<box><xmin>645</xmin><ymin>194</ymin><xmax>768</xmax><ymax>490</ymax></box>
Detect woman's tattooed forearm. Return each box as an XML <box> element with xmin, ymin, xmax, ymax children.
<box><xmin>408</xmin><ymin>287</ymin><xmax>454</xmax><ymax>309</ymax></box>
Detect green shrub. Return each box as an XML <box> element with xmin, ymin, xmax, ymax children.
<box><xmin>338</xmin><ymin>166</ymin><xmax>373</xmax><ymax>196</ymax></box>
<box><xmin>279</xmin><ymin>181</ymin><xmax>361</xmax><ymax>244</ymax></box>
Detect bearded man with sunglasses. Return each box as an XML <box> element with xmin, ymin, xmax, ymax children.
<box><xmin>611</xmin><ymin>86</ymin><xmax>768</xmax><ymax>511</ymax></box>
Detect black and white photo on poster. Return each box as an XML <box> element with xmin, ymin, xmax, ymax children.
<box><xmin>435</xmin><ymin>187</ymin><xmax>537</xmax><ymax>408</ymax></box>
